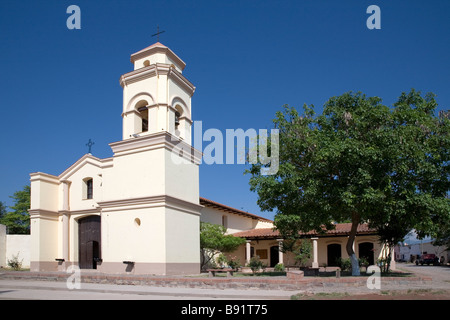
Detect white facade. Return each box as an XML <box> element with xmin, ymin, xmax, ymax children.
<box><xmin>29</xmin><ymin>43</ymin><xmax>203</xmax><ymax>275</ymax></box>
<box><xmin>29</xmin><ymin>42</ymin><xmax>273</xmax><ymax>275</ymax></box>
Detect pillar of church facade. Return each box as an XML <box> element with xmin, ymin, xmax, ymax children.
<box><xmin>277</xmin><ymin>239</ymin><xmax>283</xmax><ymax>265</ymax></box>
<box><xmin>61</xmin><ymin>180</ymin><xmax>71</xmax><ymax>262</ymax></box>
<box><xmin>245</xmin><ymin>240</ymin><xmax>251</xmax><ymax>264</ymax></box>
<box><xmin>311</xmin><ymin>237</ymin><xmax>319</xmax><ymax>268</ymax></box>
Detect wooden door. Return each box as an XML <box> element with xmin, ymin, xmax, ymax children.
<box><xmin>78</xmin><ymin>216</ymin><xmax>101</xmax><ymax>269</ymax></box>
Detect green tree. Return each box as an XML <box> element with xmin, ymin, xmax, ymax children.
<box><xmin>0</xmin><ymin>201</ymin><xmax>7</xmax><ymax>221</ymax></box>
<box><xmin>200</xmin><ymin>222</ymin><xmax>246</xmax><ymax>270</ymax></box>
<box><xmin>1</xmin><ymin>185</ymin><xmax>31</xmax><ymax>234</ymax></box>
<box><xmin>246</xmin><ymin>90</ymin><xmax>449</xmax><ymax>275</ymax></box>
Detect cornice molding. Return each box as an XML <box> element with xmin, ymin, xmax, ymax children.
<box><xmin>59</xmin><ymin>154</ymin><xmax>113</xmax><ymax>181</ymax></box>
<box><xmin>98</xmin><ymin>194</ymin><xmax>202</xmax><ymax>216</ymax></box>
<box><xmin>109</xmin><ymin>131</ymin><xmax>202</xmax><ymax>164</ymax></box>
<box><xmin>29</xmin><ymin>209</ymin><xmax>59</xmax><ymax>221</ymax></box>
<box><xmin>30</xmin><ymin>172</ymin><xmax>59</xmax><ymax>185</ymax></box>
<box><xmin>119</xmin><ymin>64</ymin><xmax>195</xmax><ymax>96</ymax></box>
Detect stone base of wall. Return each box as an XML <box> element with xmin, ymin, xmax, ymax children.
<box><xmin>286</xmin><ymin>270</ymin><xmax>304</xmax><ymax>280</ymax></box>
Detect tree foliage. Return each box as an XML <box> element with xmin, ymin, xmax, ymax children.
<box><xmin>0</xmin><ymin>185</ymin><xmax>31</xmax><ymax>234</ymax></box>
<box><xmin>199</xmin><ymin>222</ymin><xmax>246</xmax><ymax>270</ymax></box>
<box><xmin>246</xmin><ymin>89</ymin><xmax>449</xmax><ymax>275</ymax></box>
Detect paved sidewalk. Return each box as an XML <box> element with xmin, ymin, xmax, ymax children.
<box><xmin>0</xmin><ymin>278</ymin><xmax>293</xmax><ymax>300</ymax></box>
<box><xmin>1</xmin><ymin>265</ymin><xmax>448</xmax><ymax>300</ymax></box>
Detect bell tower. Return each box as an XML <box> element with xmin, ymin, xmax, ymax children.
<box><xmin>97</xmin><ymin>43</ymin><xmax>202</xmax><ymax>275</ymax></box>
<box><xmin>120</xmin><ymin>42</ymin><xmax>195</xmax><ymax>144</ymax></box>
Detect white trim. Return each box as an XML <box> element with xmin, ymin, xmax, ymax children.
<box><xmin>119</xmin><ymin>64</ymin><xmax>195</xmax><ymax>96</ymax></box>
<box><xmin>98</xmin><ymin>194</ymin><xmax>202</xmax><ymax>216</ymax></box>
<box><xmin>109</xmin><ymin>131</ymin><xmax>202</xmax><ymax>164</ymax></box>
<box><xmin>58</xmin><ymin>154</ymin><xmax>113</xmax><ymax>181</ymax></box>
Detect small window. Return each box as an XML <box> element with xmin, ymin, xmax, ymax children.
<box><xmin>174</xmin><ymin>105</ymin><xmax>183</xmax><ymax>130</ymax></box>
<box><xmin>256</xmin><ymin>249</ymin><xmax>268</xmax><ymax>259</ymax></box>
<box><xmin>143</xmin><ymin>60</ymin><xmax>150</xmax><ymax>67</ymax></box>
<box><xmin>138</xmin><ymin>106</ymin><xmax>149</xmax><ymax>132</ymax></box>
<box><xmin>83</xmin><ymin>178</ymin><xmax>93</xmax><ymax>199</ymax></box>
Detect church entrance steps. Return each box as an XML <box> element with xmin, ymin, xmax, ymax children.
<box><xmin>0</xmin><ymin>271</ymin><xmax>432</xmax><ymax>292</ymax></box>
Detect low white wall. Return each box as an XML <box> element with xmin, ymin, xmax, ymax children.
<box><xmin>0</xmin><ymin>225</ymin><xmax>6</xmax><ymax>267</ymax></box>
<box><xmin>0</xmin><ymin>224</ymin><xmax>31</xmax><ymax>269</ymax></box>
<box><xmin>6</xmin><ymin>235</ymin><xmax>31</xmax><ymax>268</ymax></box>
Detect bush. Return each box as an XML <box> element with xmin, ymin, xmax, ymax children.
<box><xmin>336</xmin><ymin>257</ymin><xmax>351</xmax><ymax>272</ymax></box>
<box><xmin>216</xmin><ymin>253</ymin><xmax>228</xmax><ymax>267</ymax></box>
<box><xmin>248</xmin><ymin>256</ymin><xmax>266</xmax><ymax>275</ymax></box>
<box><xmin>358</xmin><ymin>257</ymin><xmax>369</xmax><ymax>268</ymax></box>
<box><xmin>227</xmin><ymin>256</ymin><xmax>241</xmax><ymax>270</ymax></box>
<box><xmin>274</xmin><ymin>263</ymin><xmax>285</xmax><ymax>272</ymax></box>
<box><xmin>7</xmin><ymin>252</ymin><xmax>23</xmax><ymax>271</ymax></box>
<box><xmin>216</xmin><ymin>254</ymin><xmax>241</xmax><ymax>270</ymax></box>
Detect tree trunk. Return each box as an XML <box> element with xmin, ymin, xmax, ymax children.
<box><xmin>346</xmin><ymin>213</ymin><xmax>361</xmax><ymax>276</ymax></box>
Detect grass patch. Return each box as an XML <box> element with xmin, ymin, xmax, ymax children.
<box><xmin>317</xmin><ymin>270</ymin><xmax>411</xmax><ymax>278</ymax></box>
<box><xmin>291</xmin><ymin>292</ymin><xmax>349</xmax><ymax>300</ymax></box>
<box><xmin>0</xmin><ymin>267</ymin><xmax>30</xmax><ymax>272</ymax></box>
<box><xmin>205</xmin><ymin>271</ymin><xmax>286</xmax><ymax>277</ymax></box>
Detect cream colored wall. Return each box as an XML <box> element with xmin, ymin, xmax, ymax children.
<box><xmin>254</xmin><ymin>220</ymin><xmax>274</xmax><ymax>229</ymax></box>
<box><xmin>65</xmin><ymin>163</ymin><xmax>104</xmax><ymax>212</ymax></box>
<box><xmin>164</xmin><ymin>148</ymin><xmax>199</xmax><ymax>204</ymax></box>
<box><xmin>101</xmin><ymin>208</ymin><xmax>166</xmax><ymax>263</ymax></box>
<box><xmin>165</xmin><ymin>208</ymin><xmax>200</xmax><ymax>263</ymax></box>
<box><xmin>103</xmin><ymin>148</ymin><xmax>166</xmax><ymax>201</ymax></box>
<box><xmin>134</xmin><ymin>53</ymin><xmax>183</xmax><ymax>73</ymax></box>
<box><xmin>200</xmin><ymin>206</ymin><xmax>274</xmax><ymax>235</ymax></box>
<box><xmin>30</xmin><ymin>173</ymin><xmax>59</xmax><ymax>212</ymax></box>
<box><xmin>200</xmin><ymin>207</ymin><xmax>252</xmax><ymax>234</ymax></box>
<box><xmin>30</xmin><ymin>216</ymin><xmax>58</xmax><ymax>265</ymax></box>
<box><xmin>314</xmin><ymin>235</ymin><xmax>382</xmax><ymax>267</ymax></box>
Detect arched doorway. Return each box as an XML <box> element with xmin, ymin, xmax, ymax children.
<box><xmin>78</xmin><ymin>215</ymin><xmax>101</xmax><ymax>269</ymax></box>
<box><xmin>327</xmin><ymin>244</ymin><xmax>342</xmax><ymax>266</ymax></box>
<box><xmin>358</xmin><ymin>242</ymin><xmax>374</xmax><ymax>266</ymax></box>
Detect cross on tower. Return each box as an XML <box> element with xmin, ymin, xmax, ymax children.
<box><xmin>151</xmin><ymin>25</ymin><xmax>165</xmax><ymax>42</ymax></box>
<box><xmin>86</xmin><ymin>138</ymin><xmax>95</xmax><ymax>154</ymax></box>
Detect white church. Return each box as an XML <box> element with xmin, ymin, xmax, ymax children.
<box><xmin>29</xmin><ymin>42</ymin><xmax>386</xmax><ymax>275</ymax></box>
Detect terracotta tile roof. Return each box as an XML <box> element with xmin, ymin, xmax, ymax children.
<box><xmin>232</xmin><ymin>223</ymin><xmax>375</xmax><ymax>239</ymax></box>
<box><xmin>199</xmin><ymin>197</ymin><xmax>273</xmax><ymax>223</ymax></box>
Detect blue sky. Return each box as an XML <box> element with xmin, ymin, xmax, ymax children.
<box><xmin>0</xmin><ymin>0</ymin><xmax>449</xmax><ymax>222</ymax></box>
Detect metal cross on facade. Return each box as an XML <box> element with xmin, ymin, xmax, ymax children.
<box><xmin>152</xmin><ymin>25</ymin><xmax>165</xmax><ymax>42</ymax></box>
<box><xmin>86</xmin><ymin>138</ymin><xmax>95</xmax><ymax>154</ymax></box>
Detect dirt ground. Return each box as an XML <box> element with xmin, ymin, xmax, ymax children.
<box><xmin>292</xmin><ymin>289</ymin><xmax>450</xmax><ymax>300</ymax></box>
<box><xmin>293</xmin><ymin>264</ymin><xmax>450</xmax><ymax>300</ymax></box>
